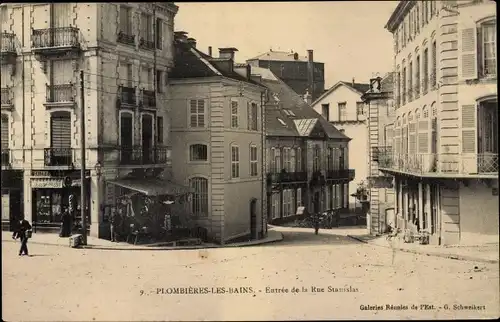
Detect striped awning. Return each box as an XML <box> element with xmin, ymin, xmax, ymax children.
<box><xmin>107</xmin><ymin>178</ymin><xmax>193</xmax><ymax>197</ymax></box>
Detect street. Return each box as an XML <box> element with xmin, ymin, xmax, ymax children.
<box><xmin>2</xmin><ymin>227</ymin><xmax>499</xmax><ymax>321</ymax></box>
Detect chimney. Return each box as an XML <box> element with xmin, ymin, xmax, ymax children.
<box><xmin>208</xmin><ymin>46</ymin><xmax>212</xmax><ymax>57</ymax></box>
<box><xmin>219</xmin><ymin>47</ymin><xmax>238</xmax><ymax>61</ymax></box>
<box><xmin>352</xmin><ymin>78</ymin><xmax>355</xmax><ymax>86</ymax></box>
<box><xmin>186</xmin><ymin>37</ymin><xmax>196</xmax><ymax>48</ymax></box>
<box><xmin>307</xmin><ymin>49</ymin><xmax>314</xmax><ymax>101</ymax></box>
<box><xmin>174</xmin><ymin>31</ymin><xmax>188</xmax><ymax>42</ymax></box>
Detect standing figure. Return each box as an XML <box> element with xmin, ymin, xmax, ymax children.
<box><xmin>312</xmin><ymin>213</ymin><xmax>320</xmax><ymax>235</ymax></box>
<box><xmin>109</xmin><ymin>209</ymin><xmax>117</xmax><ymax>242</ymax></box>
<box><xmin>12</xmin><ymin>218</ymin><xmax>32</xmax><ymax>256</ymax></box>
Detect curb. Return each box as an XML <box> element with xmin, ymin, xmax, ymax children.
<box><xmin>2</xmin><ymin>232</ymin><xmax>284</xmax><ymax>251</ymax></box>
<box><xmin>347</xmin><ymin>235</ymin><xmax>499</xmax><ymax>264</ymax></box>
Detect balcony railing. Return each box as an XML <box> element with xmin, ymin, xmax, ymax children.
<box><xmin>378</xmin><ymin>152</ymin><xmax>498</xmax><ymax>176</ymax></box>
<box><xmin>326</xmin><ymin>169</ymin><xmax>354</xmax><ymax>180</ymax></box>
<box><xmin>1</xmin><ymin>87</ymin><xmax>13</xmax><ymax>106</ymax></box>
<box><xmin>119</xmin><ymin>146</ymin><xmax>170</xmax><ymax>165</ymax></box>
<box><xmin>266</xmin><ymin>171</ymin><xmax>307</xmax><ymax>184</ymax></box>
<box><xmin>139</xmin><ymin>37</ymin><xmax>155</xmax><ymax>50</ymax></box>
<box><xmin>119</xmin><ymin>86</ymin><xmax>136</xmax><ymax>106</ymax></box>
<box><xmin>32</xmin><ymin>27</ymin><xmax>80</xmax><ymax>50</ymax></box>
<box><xmin>142</xmin><ymin>90</ymin><xmax>156</xmax><ymax>108</ymax></box>
<box><xmin>46</xmin><ymin>84</ymin><xmax>74</xmax><ymax>103</ymax></box>
<box><xmin>1</xmin><ymin>149</ymin><xmax>10</xmax><ymax>166</ymax></box>
<box><xmin>44</xmin><ymin>148</ymin><xmax>73</xmax><ymax>166</ymax></box>
<box><xmin>1</xmin><ymin>32</ymin><xmax>16</xmax><ymax>54</ymax></box>
<box><xmin>310</xmin><ymin>170</ymin><xmax>326</xmax><ymax>186</ymax></box>
<box><xmin>117</xmin><ymin>31</ymin><xmax>135</xmax><ymax>46</ymax></box>
<box><xmin>372</xmin><ymin>146</ymin><xmax>392</xmax><ymax>162</ymax></box>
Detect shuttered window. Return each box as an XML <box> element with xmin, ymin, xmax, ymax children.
<box><xmin>120</xmin><ymin>6</ymin><xmax>131</xmax><ymax>34</ymax></box>
<box><xmin>52</xmin><ymin>3</ymin><xmax>72</xmax><ymax>27</ymax></box>
<box><xmin>189</xmin><ymin>99</ymin><xmax>205</xmax><ymax>128</ymax></box>
<box><xmin>461</xmin><ymin>105</ymin><xmax>476</xmax><ymax>153</ymax></box>
<box><xmin>1</xmin><ymin>114</ymin><xmax>8</xmax><ymax>150</ymax></box>
<box><xmin>50</xmin><ymin>112</ymin><xmax>71</xmax><ymax>153</ymax></box>
<box><xmin>482</xmin><ymin>23</ymin><xmax>497</xmax><ymax>76</ymax></box>
<box><xmin>459</xmin><ymin>27</ymin><xmax>478</xmax><ymax>80</ymax></box>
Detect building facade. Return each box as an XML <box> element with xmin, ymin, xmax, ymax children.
<box><xmin>382</xmin><ymin>0</ymin><xmax>498</xmax><ymax>245</ymax></box>
<box><xmin>250</xmin><ymin>67</ymin><xmax>354</xmax><ymax>224</ymax></box>
<box><xmin>311</xmin><ymin>80</ymin><xmax>370</xmax><ymax>209</ymax></box>
<box><xmin>169</xmin><ymin>33</ymin><xmax>267</xmax><ymax>244</ymax></box>
<box><xmin>361</xmin><ymin>74</ymin><xmax>397</xmax><ymax>235</ymax></box>
<box><xmin>247</xmin><ymin>50</ymin><xmax>325</xmax><ymax>102</ymax></box>
<box><xmin>0</xmin><ymin>2</ymin><xmax>178</xmax><ymax>238</ymax></box>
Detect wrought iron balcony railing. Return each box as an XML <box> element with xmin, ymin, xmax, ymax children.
<box><xmin>141</xmin><ymin>90</ymin><xmax>156</xmax><ymax>108</ymax></box>
<box><xmin>118</xmin><ymin>86</ymin><xmax>136</xmax><ymax>106</ymax></box>
<box><xmin>1</xmin><ymin>87</ymin><xmax>13</xmax><ymax>106</ymax></box>
<box><xmin>44</xmin><ymin>147</ymin><xmax>73</xmax><ymax>166</ymax></box>
<box><xmin>139</xmin><ymin>37</ymin><xmax>155</xmax><ymax>50</ymax></box>
<box><xmin>32</xmin><ymin>27</ymin><xmax>80</xmax><ymax>49</ymax></box>
<box><xmin>266</xmin><ymin>171</ymin><xmax>308</xmax><ymax>184</ymax></box>
<box><xmin>378</xmin><ymin>152</ymin><xmax>498</xmax><ymax>176</ymax></box>
<box><xmin>1</xmin><ymin>32</ymin><xmax>16</xmax><ymax>53</ymax></box>
<box><xmin>372</xmin><ymin>146</ymin><xmax>392</xmax><ymax>162</ymax></box>
<box><xmin>1</xmin><ymin>149</ymin><xmax>10</xmax><ymax>166</ymax></box>
<box><xmin>117</xmin><ymin>31</ymin><xmax>135</xmax><ymax>46</ymax></box>
<box><xmin>46</xmin><ymin>84</ymin><xmax>74</xmax><ymax>103</ymax></box>
<box><xmin>118</xmin><ymin>146</ymin><xmax>170</xmax><ymax>165</ymax></box>
<box><xmin>310</xmin><ymin>170</ymin><xmax>326</xmax><ymax>185</ymax></box>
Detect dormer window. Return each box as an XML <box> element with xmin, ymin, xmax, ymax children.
<box><xmin>277</xmin><ymin>118</ymin><xmax>286</xmax><ymax>126</ymax></box>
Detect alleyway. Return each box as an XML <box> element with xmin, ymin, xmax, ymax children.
<box><xmin>3</xmin><ymin>227</ymin><xmax>498</xmax><ymax>321</ymax></box>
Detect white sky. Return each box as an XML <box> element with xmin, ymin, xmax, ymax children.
<box><xmin>175</xmin><ymin>1</ymin><xmax>399</xmax><ymax>88</ymax></box>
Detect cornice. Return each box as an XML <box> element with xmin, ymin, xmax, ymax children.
<box><xmin>385</xmin><ymin>1</ymin><xmax>416</xmax><ymax>33</ymax></box>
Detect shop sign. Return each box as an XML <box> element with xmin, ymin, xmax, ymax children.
<box><xmin>31</xmin><ymin>179</ymin><xmax>64</xmax><ymax>189</ymax></box>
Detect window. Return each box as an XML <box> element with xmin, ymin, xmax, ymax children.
<box><xmin>481</xmin><ymin>22</ymin><xmax>497</xmax><ymax>76</ymax></box>
<box><xmin>327</xmin><ymin>147</ymin><xmax>333</xmax><ymax>171</ymax></box>
<box><xmin>271</xmin><ymin>194</ymin><xmax>280</xmax><ymax>220</ymax></box>
<box><xmin>283</xmin><ymin>189</ymin><xmax>295</xmax><ymax>217</ymax></box>
<box><xmin>416</xmin><ymin>4</ymin><xmax>420</xmax><ymax>33</ymax></box>
<box><xmin>189</xmin><ymin>99</ymin><xmax>205</xmax><ymax>128</ymax></box>
<box><xmin>402</xmin><ymin>66</ymin><xmax>407</xmax><ymax>103</ymax></box>
<box><xmin>190</xmin><ymin>144</ymin><xmax>208</xmax><ymax>161</ymax></box>
<box><xmin>119</xmin><ymin>6</ymin><xmax>131</xmax><ymax>34</ymax></box>
<box><xmin>283</xmin><ymin>148</ymin><xmax>292</xmax><ymax>172</ymax></box>
<box><xmin>321</xmin><ymin>104</ymin><xmax>330</xmax><ymax>121</ymax></box>
<box><xmin>156</xmin><ymin>116</ymin><xmax>163</xmax><ymax>144</ymax></box>
<box><xmin>1</xmin><ymin>114</ymin><xmax>8</xmax><ymax>150</ymax></box>
<box><xmin>231</xmin><ymin>100</ymin><xmax>238</xmax><ymax>128</ymax></box>
<box><xmin>313</xmin><ymin>145</ymin><xmax>321</xmax><ymax>172</ymax></box>
<box><xmin>295</xmin><ymin>147</ymin><xmax>302</xmax><ymax>171</ymax></box>
<box><xmin>250</xmin><ymin>145</ymin><xmax>258</xmax><ymax>176</ymax></box>
<box><xmin>408</xmin><ymin>61</ymin><xmax>413</xmax><ymax>100</ymax></box>
<box><xmin>329</xmin><ymin>185</ymin><xmax>334</xmax><ymax>209</ymax></box>
<box><xmin>274</xmin><ymin>148</ymin><xmax>281</xmax><ymax>172</ymax></box>
<box><xmin>415</xmin><ymin>55</ymin><xmax>420</xmax><ymax>96</ymax></box>
<box><xmin>156</xmin><ymin>70</ymin><xmax>164</xmax><ymax>93</ymax></box>
<box><xmin>50</xmin><ymin>111</ymin><xmax>72</xmax><ymax>164</ymax></box>
<box><xmin>423</xmin><ymin>48</ymin><xmax>429</xmax><ymax>93</ymax></box>
<box><xmin>248</xmin><ymin>102</ymin><xmax>258</xmax><ymax>131</ymax></box>
<box><xmin>156</xmin><ymin>18</ymin><xmax>163</xmax><ymax>49</ymax></box>
<box><xmin>140</xmin><ymin>13</ymin><xmax>153</xmax><ymax>41</ymax></box>
<box><xmin>190</xmin><ymin>177</ymin><xmax>208</xmax><ymax>217</ymax></box>
<box><xmin>231</xmin><ymin>145</ymin><xmax>240</xmax><ymax>178</ymax></box>
<box><xmin>338</xmin><ymin>102</ymin><xmax>346</xmax><ymax>121</ymax></box>
<box><xmin>356</xmin><ymin>102</ymin><xmax>364</xmax><ymax>117</ymax></box>
<box><xmin>120</xmin><ymin>112</ymin><xmax>133</xmax><ymax>147</ymax></box>
<box><xmin>290</xmin><ymin>148</ymin><xmax>296</xmax><ymax>172</ymax></box>
<box><xmin>431</xmin><ymin>41</ymin><xmax>437</xmax><ymax>87</ymax></box>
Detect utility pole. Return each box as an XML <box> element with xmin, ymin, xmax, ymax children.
<box><xmin>80</xmin><ymin>70</ymin><xmax>87</xmax><ymax>245</ymax></box>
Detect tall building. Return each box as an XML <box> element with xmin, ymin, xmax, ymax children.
<box><xmin>169</xmin><ymin>33</ymin><xmax>267</xmax><ymax>244</ymax></box>
<box><xmin>361</xmin><ymin>74</ymin><xmax>396</xmax><ymax>236</ymax></box>
<box><xmin>0</xmin><ymin>3</ymin><xmax>179</xmax><ymax>238</ymax></box>
<box><xmin>250</xmin><ymin>66</ymin><xmax>354</xmax><ymax>224</ymax></box>
<box><xmin>247</xmin><ymin>49</ymin><xmax>325</xmax><ymax>102</ymax></box>
<box><xmin>382</xmin><ymin>0</ymin><xmax>498</xmax><ymax>245</ymax></box>
<box><xmin>310</xmin><ymin>80</ymin><xmax>370</xmax><ymax>209</ymax></box>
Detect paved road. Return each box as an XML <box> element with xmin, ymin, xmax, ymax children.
<box><xmin>2</xmin><ymin>227</ymin><xmax>499</xmax><ymax>321</ymax></box>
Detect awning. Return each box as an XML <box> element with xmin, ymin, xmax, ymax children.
<box><xmin>107</xmin><ymin>178</ymin><xmax>193</xmax><ymax>197</ymax></box>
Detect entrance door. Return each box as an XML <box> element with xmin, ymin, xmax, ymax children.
<box><xmin>250</xmin><ymin>199</ymin><xmax>257</xmax><ymax>240</ymax></box>
<box><xmin>120</xmin><ymin>113</ymin><xmax>133</xmax><ymax>164</ymax></box>
<box><xmin>142</xmin><ymin>114</ymin><xmax>153</xmax><ymax>163</ymax></box>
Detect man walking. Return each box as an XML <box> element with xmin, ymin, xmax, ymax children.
<box><xmin>12</xmin><ymin>218</ymin><xmax>32</xmax><ymax>256</ymax></box>
<box><xmin>110</xmin><ymin>209</ymin><xmax>117</xmax><ymax>242</ymax></box>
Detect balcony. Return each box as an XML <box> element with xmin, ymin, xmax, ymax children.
<box><xmin>139</xmin><ymin>37</ymin><xmax>155</xmax><ymax>51</ymax></box>
<box><xmin>266</xmin><ymin>171</ymin><xmax>308</xmax><ymax>184</ymax></box>
<box><xmin>44</xmin><ymin>148</ymin><xmax>73</xmax><ymax>167</ymax></box>
<box><xmin>32</xmin><ymin>27</ymin><xmax>81</xmax><ymax>58</ymax></box>
<box><xmin>117</xmin><ymin>31</ymin><xmax>135</xmax><ymax>46</ymax></box>
<box><xmin>141</xmin><ymin>90</ymin><xmax>156</xmax><ymax>109</ymax></box>
<box><xmin>1</xmin><ymin>87</ymin><xmax>14</xmax><ymax>110</ymax></box>
<box><xmin>372</xmin><ymin>146</ymin><xmax>392</xmax><ymax>162</ymax></box>
<box><xmin>44</xmin><ymin>84</ymin><xmax>75</xmax><ymax>108</ymax></box>
<box><xmin>118</xmin><ymin>146</ymin><xmax>170</xmax><ymax>166</ymax></box>
<box><xmin>1</xmin><ymin>149</ymin><xmax>10</xmax><ymax>168</ymax></box>
<box><xmin>118</xmin><ymin>86</ymin><xmax>136</xmax><ymax>108</ymax></box>
<box><xmin>326</xmin><ymin>169</ymin><xmax>355</xmax><ymax>181</ymax></box>
<box><xmin>378</xmin><ymin>152</ymin><xmax>498</xmax><ymax>178</ymax></box>
<box><xmin>1</xmin><ymin>32</ymin><xmax>17</xmax><ymax>64</ymax></box>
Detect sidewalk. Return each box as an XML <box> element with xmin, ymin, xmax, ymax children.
<box><xmin>1</xmin><ymin>230</ymin><xmax>284</xmax><ymax>251</ymax></box>
<box><xmin>348</xmin><ymin>233</ymin><xmax>499</xmax><ymax>264</ymax></box>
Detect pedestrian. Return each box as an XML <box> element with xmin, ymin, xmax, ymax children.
<box><xmin>110</xmin><ymin>208</ymin><xmax>117</xmax><ymax>242</ymax></box>
<box><xmin>313</xmin><ymin>213</ymin><xmax>320</xmax><ymax>235</ymax></box>
<box><xmin>12</xmin><ymin>218</ymin><xmax>32</xmax><ymax>256</ymax></box>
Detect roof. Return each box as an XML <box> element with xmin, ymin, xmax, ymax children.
<box><xmin>312</xmin><ymin>81</ymin><xmax>370</xmax><ymax>106</ymax></box>
<box><xmin>249</xmin><ymin>66</ymin><xmax>280</xmax><ymax>81</ymax></box>
<box><xmin>251</xmin><ymin>68</ymin><xmax>349</xmax><ymax>140</ymax></box>
<box><xmin>248</xmin><ymin>50</ymin><xmax>308</xmax><ymax>62</ymax></box>
<box><xmin>169</xmin><ymin>40</ymin><xmax>262</xmax><ymax>86</ymax></box>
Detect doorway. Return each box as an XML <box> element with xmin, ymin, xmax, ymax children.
<box><xmin>250</xmin><ymin>199</ymin><xmax>257</xmax><ymax>240</ymax></box>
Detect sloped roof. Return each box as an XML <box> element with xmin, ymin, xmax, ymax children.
<box><xmin>294</xmin><ymin>118</ymin><xmax>318</xmax><ymax>137</ymax></box>
<box><xmin>312</xmin><ymin>80</ymin><xmax>370</xmax><ymax>106</ymax></box>
<box><xmin>248</xmin><ymin>50</ymin><xmax>308</xmax><ymax>62</ymax></box>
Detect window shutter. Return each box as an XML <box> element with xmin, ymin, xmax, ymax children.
<box><xmin>461</xmin><ymin>104</ymin><xmax>477</xmax><ymax>174</ymax></box>
<box><xmin>247</xmin><ymin>102</ymin><xmax>251</xmax><ymax>130</ymax></box>
<box><xmin>458</xmin><ymin>27</ymin><xmax>478</xmax><ymax>80</ymax></box>
<box><xmin>1</xmin><ymin>115</ymin><xmax>8</xmax><ymax>149</ymax></box>
<box><xmin>51</xmin><ymin>115</ymin><xmax>71</xmax><ymax>154</ymax></box>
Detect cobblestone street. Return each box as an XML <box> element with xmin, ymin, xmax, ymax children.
<box><xmin>2</xmin><ymin>228</ymin><xmax>499</xmax><ymax>321</ymax></box>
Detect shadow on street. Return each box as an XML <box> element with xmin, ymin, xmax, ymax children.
<box><xmin>263</xmin><ymin>229</ymin><xmax>364</xmax><ymax>247</ymax></box>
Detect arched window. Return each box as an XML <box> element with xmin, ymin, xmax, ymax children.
<box><xmin>408</xmin><ymin>111</ymin><xmax>414</xmax><ymax>122</ymax></box>
<box><xmin>396</xmin><ymin>116</ymin><xmax>401</xmax><ymax>127</ymax></box>
<box><xmin>190</xmin><ymin>144</ymin><xmax>208</xmax><ymax>161</ymax></box>
<box><xmin>295</xmin><ymin>147</ymin><xmax>302</xmax><ymax>171</ymax></box>
<box><xmin>189</xmin><ymin>177</ymin><xmax>208</xmax><ymax>217</ymax></box>
<box><xmin>415</xmin><ymin>108</ymin><xmax>421</xmax><ymax>119</ymax></box>
<box><xmin>431</xmin><ymin>102</ymin><xmax>437</xmax><ymax>118</ymax></box>
<box><xmin>402</xmin><ymin>113</ymin><xmax>407</xmax><ymax>125</ymax></box>
<box><xmin>1</xmin><ymin>114</ymin><xmax>9</xmax><ymax>151</ymax></box>
<box><xmin>423</xmin><ymin>105</ymin><xmax>429</xmax><ymax>118</ymax></box>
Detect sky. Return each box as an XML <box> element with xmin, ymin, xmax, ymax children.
<box><xmin>175</xmin><ymin>1</ymin><xmax>399</xmax><ymax>89</ymax></box>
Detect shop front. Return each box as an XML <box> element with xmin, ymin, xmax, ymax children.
<box><xmin>1</xmin><ymin>170</ymin><xmax>23</xmax><ymax>231</ymax></box>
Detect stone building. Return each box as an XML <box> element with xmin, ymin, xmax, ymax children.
<box><xmin>0</xmin><ymin>2</ymin><xmax>178</xmax><ymax>238</ymax></box>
